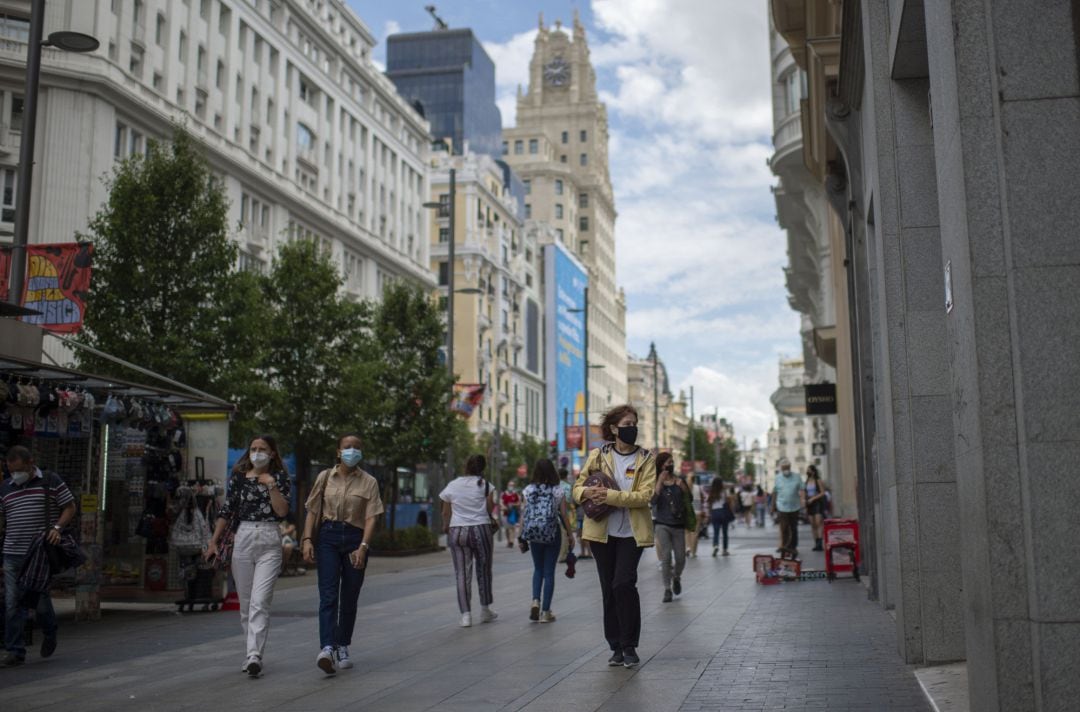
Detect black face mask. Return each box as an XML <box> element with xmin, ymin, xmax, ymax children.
<box><xmin>617</xmin><ymin>425</ymin><xmax>639</xmax><ymax>446</ymax></box>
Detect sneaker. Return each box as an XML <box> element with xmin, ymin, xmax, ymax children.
<box><xmin>722</xmin><ymin>550</ymin><xmax>730</xmax><ymax>556</ymax></box>
<box><xmin>540</xmin><ymin>610</ymin><xmax>556</xmax><ymax>623</ymax></box>
<box><xmin>40</xmin><ymin>633</ymin><xmax>57</xmax><ymax>659</ymax></box>
<box><xmin>672</xmin><ymin>577</ymin><xmax>682</xmax><ymax>596</ymax></box>
<box><xmin>460</xmin><ymin>612</ymin><xmax>473</xmax><ymax>627</ymax></box>
<box><xmin>622</xmin><ymin>647</ymin><xmax>640</xmax><ymax>668</ymax></box>
<box><xmin>317</xmin><ymin>646</ymin><xmax>337</xmax><ymax>675</ymax></box>
<box><xmin>335</xmin><ymin>645</ymin><xmax>353</xmax><ymax>670</ymax></box>
<box><xmin>243</xmin><ymin>655</ymin><xmax>261</xmax><ymax>677</ymax></box>
<box><xmin>529</xmin><ymin>599</ymin><xmax>540</xmax><ymax>622</ymax></box>
<box><xmin>712</xmin><ymin>546</ymin><xmax>719</xmax><ymax>558</ymax></box>
<box><xmin>662</xmin><ymin>589</ymin><xmax>673</xmax><ymax>603</ymax></box>
<box><xmin>1</xmin><ymin>652</ymin><xmax>25</xmax><ymax>667</ymax></box>
<box><xmin>656</xmin><ymin>562</ymin><xmax>663</xmax><ymax>570</ymax></box>
<box><xmin>480</xmin><ymin>607</ymin><xmax>498</xmax><ymax>623</ymax></box>
<box><xmin>607</xmin><ymin>650</ymin><xmax>624</xmax><ymax>667</ymax></box>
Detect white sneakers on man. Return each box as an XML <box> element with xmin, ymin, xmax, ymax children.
<box><xmin>317</xmin><ymin>645</ymin><xmax>337</xmax><ymax>675</ymax></box>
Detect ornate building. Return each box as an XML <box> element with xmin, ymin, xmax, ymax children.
<box><xmin>501</xmin><ymin>12</ymin><xmax>627</xmax><ymax>423</ymax></box>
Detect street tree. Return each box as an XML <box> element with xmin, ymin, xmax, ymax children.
<box><xmin>360</xmin><ymin>282</ymin><xmax>456</xmax><ymax>535</ymax></box>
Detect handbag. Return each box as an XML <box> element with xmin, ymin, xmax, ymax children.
<box><xmin>169</xmin><ymin>501</ymin><xmax>211</xmax><ymax>553</ymax></box>
<box><xmin>581</xmin><ymin>471</ymin><xmax>619</xmax><ymax>521</ymax></box>
<box><xmin>211</xmin><ymin>479</ymin><xmax>242</xmax><ymax>571</ymax></box>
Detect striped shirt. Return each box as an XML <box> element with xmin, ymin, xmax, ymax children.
<box><xmin>1</xmin><ymin>468</ymin><xmax>75</xmax><ymax>556</ymax></box>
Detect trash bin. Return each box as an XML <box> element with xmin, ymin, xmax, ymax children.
<box><xmin>823</xmin><ymin>518</ymin><xmax>860</xmax><ymax>582</ymax></box>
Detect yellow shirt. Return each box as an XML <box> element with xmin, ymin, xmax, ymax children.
<box><xmin>306</xmin><ymin>465</ymin><xmax>385</xmax><ymax>529</ymax></box>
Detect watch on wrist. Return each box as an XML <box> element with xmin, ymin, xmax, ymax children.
<box><xmin>359</xmin><ymin>542</ymin><xmax>369</xmax><ymax>550</ymax></box>
<box><xmin>52</xmin><ymin>524</ymin><xmax>62</xmax><ymax>531</ymax></box>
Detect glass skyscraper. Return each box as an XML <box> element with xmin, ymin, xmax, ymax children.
<box><xmin>386</xmin><ymin>29</ymin><xmax>503</xmax><ymax>159</ymax></box>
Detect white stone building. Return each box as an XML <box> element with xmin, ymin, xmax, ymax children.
<box><xmin>0</xmin><ymin>0</ymin><xmax>432</xmax><ymax>304</ymax></box>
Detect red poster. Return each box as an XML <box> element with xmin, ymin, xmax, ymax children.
<box><xmin>0</xmin><ymin>243</ymin><xmax>94</xmax><ymax>333</ymax></box>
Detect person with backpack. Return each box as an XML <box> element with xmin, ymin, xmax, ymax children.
<box><xmin>521</xmin><ymin>459</ymin><xmax>575</xmax><ymax>622</ymax></box>
<box><xmin>439</xmin><ymin>454</ymin><xmax>499</xmax><ymax>628</ymax></box>
<box><xmin>651</xmin><ymin>452</ymin><xmax>689</xmax><ymax>602</ymax></box>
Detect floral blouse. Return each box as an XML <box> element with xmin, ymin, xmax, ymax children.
<box><xmin>217</xmin><ymin>470</ymin><xmax>290</xmax><ymax>523</ymax></box>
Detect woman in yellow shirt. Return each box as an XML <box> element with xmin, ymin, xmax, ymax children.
<box><xmin>301</xmin><ymin>434</ymin><xmax>384</xmax><ymax>676</ymax></box>
<box><xmin>573</xmin><ymin>404</ymin><xmax>656</xmax><ymax>669</ymax></box>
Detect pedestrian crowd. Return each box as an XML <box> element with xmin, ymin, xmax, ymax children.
<box><xmin>1</xmin><ymin>404</ymin><xmax>828</xmax><ymax>674</ymax></box>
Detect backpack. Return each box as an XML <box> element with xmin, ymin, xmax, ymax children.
<box><xmin>521</xmin><ymin>485</ymin><xmax>559</xmax><ymax>544</ymax></box>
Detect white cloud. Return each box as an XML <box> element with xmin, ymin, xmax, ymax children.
<box><xmin>483</xmin><ymin>29</ymin><xmax>538</xmax><ymax>127</ymax></box>
<box><xmin>384</xmin><ymin>19</ymin><xmax>401</xmax><ymax>37</ymax></box>
<box><xmin>675</xmin><ymin>362</ymin><xmax>781</xmax><ymax>443</ymax></box>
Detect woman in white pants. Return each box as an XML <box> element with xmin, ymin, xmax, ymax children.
<box><xmin>206</xmin><ymin>435</ymin><xmax>290</xmax><ymax>677</ymax></box>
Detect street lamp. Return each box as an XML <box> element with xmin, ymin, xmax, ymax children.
<box><xmin>8</xmin><ymin>0</ymin><xmax>99</xmax><ymax>305</ymax></box>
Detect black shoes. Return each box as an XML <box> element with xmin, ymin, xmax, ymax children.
<box><xmin>622</xmin><ymin>647</ymin><xmax>640</xmax><ymax>668</ymax></box>
<box><xmin>608</xmin><ymin>649</ymin><xmax>625</xmax><ymax>666</ymax></box>
<box><xmin>662</xmin><ymin>589</ymin><xmax>673</xmax><ymax>603</ymax></box>
<box><xmin>1</xmin><ymin>652</ymin><xmax>25</xmax><ymax>667</ymax></box>
<box><xmin>672</xmin><ymin>577</ymin><xmax>682</xmax><ymax>596</ymax></box>
<box><xmin>40</xmin><ymin>634</ymin><xmax>57</xmax><ymax>659</ymax></box>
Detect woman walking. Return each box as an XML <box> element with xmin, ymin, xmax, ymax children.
<box><xmin>521</xmin><ymin>459</ymin><xmax>575</xmax><ymax>622</ymax></box>
<box><xmin>301</xmin><ymin>434</ymin><xmax>384</xmax><ymax>675</ymax></box>
<box><xmin>707</xmin><ymin>477</ymin><xmax>735</xmax><ymax>557</ymax></box>
<box><xmin>805</xmin><ymin>465</ymin><xmax>827</xmax><ymax>551</ymax></box>
<box><xmin>754</xmin><ymin>485</ymin><xmax>767</xmax><ymax>528</ymax></box>
<box><xmin>652</xmin><ymin>452</ymin><xmax>688</xmax><ymax>603</ymax></box>
<box><xmin>439</xmin><ymin>454</ymin><xmax>498</xmax><ymax>628</ymax></box>
<box><xmin>205</xmin><ymin>435</ymin><xmax>290</xmax><ymax>677</ymax></box>
<box><xmin>574</xmin><ymin>404</ymin><xmax>656</xmax><ymax>669</ymax></box>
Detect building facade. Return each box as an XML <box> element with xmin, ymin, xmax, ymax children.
<box><xmin>626</xmin><ymin>343</ymin><xmax>688</xmax><ymax>458</ymax></box>
<box><xmin>773</xmin><ymin>1</ymin><xmax>1080</xmax><ymax>708</ymax></box>
<box><xmin>502</xmin><ymin>13</ymin><xmax>627</xmax><ymax>424</ymax></box>
<box><xmin>385</xmin><ymin>28</ymin><xmax>502</xmax><ymax>159</ymax></box>
<box><xmin>764</xmin><ymin>357</ymin><xmax>818</xmax><ymax>493</ymax></box>
<box><xmin>0</xmin><ymin>0</ymin><xmax>432</xmax><ymax>305</ymax></box>
<box><xmin>428</xmin><ymin>151</ymin><xmax>541</xmax><ymax>442</ymax></box>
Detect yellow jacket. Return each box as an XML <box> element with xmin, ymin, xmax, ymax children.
<box><xmin>573</xmin><ymin>443</ymin><xmax>657</xmax><ymax>547</ymax></box>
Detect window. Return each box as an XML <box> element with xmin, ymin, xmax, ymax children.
<box><xmin>783</xmin><ymin>69</ymin><xmax>806</xmax><ymax>115</ymax></box>
<box><xmin>133</xmin><ymin>0</ymin><xmax>143</xmax><ymax>27</ymax></box>
<box><xmin>155</xmin><ymin>13</ymin><xmax>166</xmax><ymax>45</ymax></box>
<box><xmin>129</xmin><ymin>45</ymin><xmax>144</xmax><ymax>76</ymax></box>
<box><xmin>502</xmin><ymin>141</ymin><xmax>508</xmax><ymax>155</ymax></box>
<box><xmin>580</xmin><ymin>153</ymin><xmax>588</xmax><ymax>166</ymax></box>
<box><xmin>555</xmin><ymin>228</ymin><xmax>564</xmax><ymax>242</ymax></box>
<box><xmin>10</xmin><ymin>95</ymin><xmax>23</xmax><ymax>132</ymax></box>
<box><xmin>114</xmin><ymin>122</ymin><xmax>127</xmax><ymax>157</ymax></box>
<box><xmin>524</xmin><ymin>203</ymin><xmax>531</xmax><ymax>219</ymax></box>
<box><xmin>560</xmin><ymin>154</ymin><xmax>567</xmax><ymax>163</ymax></box>
<box><xmin>437</xmin><ymin>193</ymin><xmax>450</xmax><ymax>217</ymax></box>
<box><xmin>216</xmin><ymin>60</ymin><xmax>224</xmax><ymax>88</ymax></box>
<box><xmin>0</xmin><ymin>13</ymin><xmax>31</xmax><ymax>42</ymax></box>
<box><xmin>438</xmin><ymin>261</ymin><xmax>449</xmax><ymax>286</ymax></box>
<box><xmin>199</xmin><ymin>0</ymin><xmax>209</xmax><ymax>20</ymax></box>
<box><xmin>178</xmin><ymin>30</ymin><xmax>187</xmax><ymax>62</ymax></box>
<box><xmin>579</xmin><ymin>216</ymin><xmax>589</xmax><ymax>231</ymax></box>
<box><xmin>1</xmin><ymin>167</ymin><xmax>16</xmax><ymax>223</ymax></box>
<box><xmin>555</xmin><ymin>204</ymin><xmax>563</xmax><ymax>219</ymax></box>
<box><xmin>522</xmin><ymin>179</ymin><xmax>530</xmax><ymax>195</ymax></box>
<box><xmin>438</xmin><ymin>227</ymin><xmax>449</xmax><ymax>243</ymax></box>
<box><xmin>299</xmin><ymin>77</ymin><xmax>314</xmax><ymax>104</ymax></box>
<box><xmin>580</xmin><ymin>129</ymin><xmax>587</xmax><ymax>142</ymax></box>
<box><xmin>528</xmin><ymin>138</ymin><xmax>538</xmax><ymax>154</ymax></box>
<box><xmin>561</xmin><ymin>130</ymin><xmax>568</xmax><ymax>144</ymax></box>
<box><xmin>196</xmin><ymin>46</ymin><xmax>206</xmax><ymax>81</ymax></box>
<box><xmin>579</xmin><ymin>192</ymin><xmax>589</xmax><ymax>208</ymax></box>
<box><xmin>554</xmin><ymin>179</ymin><xmax>563</xmax><ymax>195</ymax></box>
<box><xmin>514</xmin><ymin>140</ymin><xmax>523</xmax><ymax>155</ymax></box>
<box><xmin>296</xmin><ymin>122</ymin><xmax>315</xmax><ymax>150</ymax></box>
<box><xmin>152</xmin><ymin>72</ymin><xmax>163</xmax><ymax>91</ymax></box>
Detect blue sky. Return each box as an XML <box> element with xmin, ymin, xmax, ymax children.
<box><xmin>348</xmin><ymin>1</ymin><xmax>801</xmax><ymax>442</ymax></box>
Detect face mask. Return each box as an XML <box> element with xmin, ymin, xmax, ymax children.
<box><xmin>250</xmin><ymin>451</ymin><xmax>271</xmax><ymax>469</ymax></box>
<box><xmin>341</xmin><ymin>448</ymin><xmax>363</xmax><ymax>468</ymax></box>
<box><xmin>10</xmin><ymin>471</ymin><xmax>30</xmax><ymax>485</ymax></box>
<box><xmin>616</xmin><ymin>425</ymin><xmax>638</xmax><ymax>446</ymax></box>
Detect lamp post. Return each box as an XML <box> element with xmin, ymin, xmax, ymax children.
<box><xmin>8</xmin><ymin>0</ymin><xmax>99</xmax><ymax>305</ymax></box>
<box><xmin>423</xmin><ymin>167</ymin><xmax>457</xmax><ymax>483</ymax></box>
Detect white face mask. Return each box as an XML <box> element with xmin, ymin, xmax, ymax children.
<box><xmin>10</xmin><ymin>470</ymin><xmax>31</xmax><ymax>485</ymax></box>
<box><xmin>250</xmin><ymin>451</ymin><xmax>271</xmax><ymax>469</ymax></box>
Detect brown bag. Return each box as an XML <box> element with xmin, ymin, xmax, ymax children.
<box><xmin>581</xmin><ymin>472</ymin><xmax>620</xmax><ymax>521</ymax></box>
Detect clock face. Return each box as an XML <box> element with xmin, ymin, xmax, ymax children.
<box><xmin>543</xmin><ymin>57</ymin><xmax>570</xmax><ymax>87</ymax></box>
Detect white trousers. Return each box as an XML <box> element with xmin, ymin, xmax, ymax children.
<box><xmin>231</xmin><ymin>521</ymin><xmax>282</xmax><ymax>659</ymax></box>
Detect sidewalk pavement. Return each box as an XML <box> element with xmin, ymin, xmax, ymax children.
<box><xmin>0</xmin><ymin>522</ymin><xmax>930</xmax><ymax>711</ymax></box>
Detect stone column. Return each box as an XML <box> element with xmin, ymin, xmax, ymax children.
<box><xmin>925</xmin><ymin>1</ymin><xmax>1080</xmax><ymax>709</ymax></box>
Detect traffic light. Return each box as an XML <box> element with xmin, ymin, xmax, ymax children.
<box><xmin>548</xmin><ymin>439</ymin><xmax>559</xmax><ymax>460</ymax></box>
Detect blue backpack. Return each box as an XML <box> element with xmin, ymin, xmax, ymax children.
<box><xmin>521</xmin><ymin>485</ymin><xmax>559</xmax><ymax>544</ymax></box>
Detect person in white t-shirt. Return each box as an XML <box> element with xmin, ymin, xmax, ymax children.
<box><xmin>439</xmin><ymin>455</ymin><xmax>499</xmax><ymax>628</ymax></box>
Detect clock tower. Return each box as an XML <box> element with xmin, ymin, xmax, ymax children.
<box><xmin>503</xmin><ymin>11</ymin><xmax>628</xmax><ymax>426</ymax></box>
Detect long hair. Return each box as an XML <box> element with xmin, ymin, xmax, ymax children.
<box><xmin>465</xmin><ymin>454</ymin><xmax>487</xmax><ymax>486</ymax></box>
<box><xmin>707</xmin><ymin>476</ymin><xmax>725</xmax><ymax>505</ymax></box>
<box><xmin>531</xmin><ymin>458</ymin><xmax>559</xmax><ymax>487</ymax></box>
<box><xmin>655</xmin><ymin>451</ymin><xmax>674</xmax><ymax>475</ymax></box>
<box><xmin>599</xmin><ymin>404</ymin><xmax>639</xmax><ymax>442</ymax></box>
<box><xmin>806</xmin><ymin>464</ymin><xmax>823</xmax><ymax>488</ymax></box>
<box><xmin>232</xmin><ymin>435</ymin><xmax>288</xmax><ymax>477</ymax></box>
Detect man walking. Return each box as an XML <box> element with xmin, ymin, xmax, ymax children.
<box><xmin>1</xmin><ymin>446</ymin><xmax>76</xmax><ymax>666</ymax></box>
<box><xmin>770</xmin><ymin>458</ymin><xmax>805</xmax><ymax>557</ymax></box>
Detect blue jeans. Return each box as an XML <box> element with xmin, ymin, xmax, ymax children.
<box><xmin>4</xmin><ymin>554</ymin><xmax>57</xmax><ymax>657</ymax></box>
<box><xmin>529</xmin><ymin>540</ymin><xmax>559</xmax><ymax>612</ymax></box>
<box><xmin>710</xmin><ymin>511</ymin><xmax>730</xmax><ymax>550</ymax></box>
<box><xmin>316</xmin><ymin>522</ymin><xmax>366</xmax><ymax>649</ymax></box>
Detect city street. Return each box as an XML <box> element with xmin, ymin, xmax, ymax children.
<box><xmin>0</xmin><ymin>523</ymin><xmax>929</xmax><ymax>712</ymax></box>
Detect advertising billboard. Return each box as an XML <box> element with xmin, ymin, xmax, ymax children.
<box><xmin>544</xmin><ymin>242</ymin><xmax>588</xmax><ymax>458</ymax></box>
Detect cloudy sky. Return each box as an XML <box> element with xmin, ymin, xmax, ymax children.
<box><xmin>349</xmin><ymin>0</ymin><xmax>801</xmax><ymax>443</ymax></box>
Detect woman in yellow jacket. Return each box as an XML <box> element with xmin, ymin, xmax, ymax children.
<box><xmin>573</xmin><ymin>404</ymin><xmax>656</xmax><ymax>668</ymax></box>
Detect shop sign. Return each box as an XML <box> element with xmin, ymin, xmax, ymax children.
<box><xmin>805</xmin><ymin>383</ymin><xmax>837</xmax><ymax>415</ymax></box>
<box><xmin>80</xmin><ymin>494</ymin><xmax>99</xmax><ymax>513</ymax></box>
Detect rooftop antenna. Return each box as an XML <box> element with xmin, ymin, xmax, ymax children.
<box><xmin>424</xmin><ymin>5</ymin><xmax>449</xmax><ymax>30</ymax></box>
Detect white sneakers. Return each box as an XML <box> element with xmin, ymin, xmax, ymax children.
<box><xmin>540</xmin><ymin>611</ymin><xmax>556</xmax><ymax>623</ymax></box>
<box><xmin>317</xmin><ymin>645</ymin><xmax>336</xmax><ymax>675</ymax></box>
<box><xmin>460</xmin><ymin>611</ymin><xmax>473</xmax><ymax>627</ymax></box>
<box><xmin>335</xmin><ymin>646</ymin><xmax>353</xmax><ymax>670</ymax></box>
<box><xmin>461</xmin><ymin>607</ymin><xmax>497</xmax><ymax>627</ymax></box>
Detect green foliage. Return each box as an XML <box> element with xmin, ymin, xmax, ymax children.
<box><xmin>476</xmin><ymin>432</ymin><xmax>549</xmax><ymax>487</ymax></box>
<box><xmin>744</xmin><ymin>460</ymin><xmax>757</xmax><ymax>480</ymax></box>
<box><xmin>686</xmin><ymin>424</ymin><xmax>739</xmax><ymax>480</ymax></box>
<box><xmin>370</xmin><ymin>525</ymin><xmax>438</xmax><ymax>552</ymax></box>
<box><xmin>77</xmin><ymin>126</ymin><xmax>260</xmax><ymax>408</ymax></box>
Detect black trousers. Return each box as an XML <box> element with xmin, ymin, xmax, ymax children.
<box><xmin>590</xmin><ymin>536</ymin><xmax>644</xmax><ymax>651</ymax></box>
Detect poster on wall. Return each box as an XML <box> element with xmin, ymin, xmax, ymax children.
<box><xmin>0</xmin><ymin>242</ymin><xmax>94</xmax><ymax>333</ymax></box>
<box><xmin>544</xmin><ymin>242</ymin><xmax>588</xmax><ymax>460</ymax></box>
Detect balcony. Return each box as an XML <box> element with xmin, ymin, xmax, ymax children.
<box><xmin>244</xmin><ymin>224</ymin><xmax>269</xmax><ymax>252</ymax></box>
<box><xmin>512</xmin><ymin>332</ymin><xmax>524</xmax><ymax>350</ymax></box>
<box><xmin>131</xmin><ymin>24</ymin><xmax>146</xmax><ymax>48</ymax></box>
<box><xmin>0</xmin><ymin>123</ymin><xmax>19</xmax><ymax>157</ymax></box>
<box><xmin>477</xmin><ymin>312</ymin><xmax>491</xmax><ymax>332</ymax></box>
<box><xmin>771</xmin><ymin>112</ymin><xmax>802</xmax><ymax>169</ymax></box>
<box><xmin>296</xmin><ymin>146</ymin><xmax>318</xmax><ymax>169</ymax></box>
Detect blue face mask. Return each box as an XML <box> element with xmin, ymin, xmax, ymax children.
<box><xmin>341</xmin><ymin>448</ymin><xmax>363</xmax><ymax>468</ymax></box>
